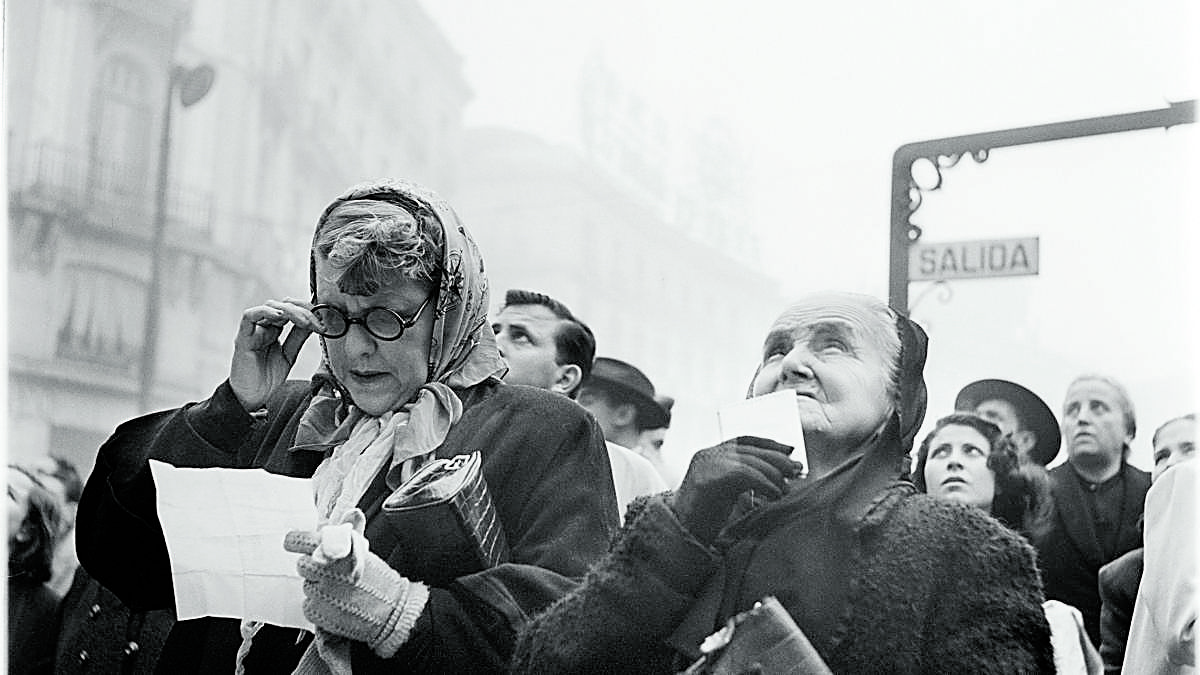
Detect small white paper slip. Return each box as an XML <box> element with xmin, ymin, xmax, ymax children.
<box><xmin>716</xmin><ymin>390</ymin><xmax>807</xmax><ymax>476</ymax></box>
<box><xmin>149</xmin><ymin>459</ymin><xmax>317</xmax><ymax>630</ymax></box>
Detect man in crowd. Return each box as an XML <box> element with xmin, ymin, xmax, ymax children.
<box><xmin>491</xmin><ymin>289</ymin><xmax>594</xmax><ymax>398</ymax></box>
<box><xmin>493</xmin><ymin>291</ymin><xmax>666</xmax><ymax>517</ymax></box>
<box><xmin>955</xmin><ymin>378</ymin><xmax>1062</xmax><ymax>465</ymax></box>
<box><xmin>1035</xmin><ymin>374</ymin><xmax>1151</xmax><ymax>647</ymax></box>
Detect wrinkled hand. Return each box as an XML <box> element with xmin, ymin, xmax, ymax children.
<box><xmin>230</xmin><ymin>297</ymin><xmax>320</xmax><ymax>412</ymax></box>
<box><xmin>284</xmin><ymin>510</ymin><xmax>428</xmax><ymax>658</ymax></box>
<box><xmin>670</xmin><ymin>436</ymin><xmax>802</xmax><ymax>545</ymax></box>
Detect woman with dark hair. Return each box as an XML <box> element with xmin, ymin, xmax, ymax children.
<box><xmin>913</xmin><ymin>413</ymin><xmax>1102</xmax><ymax>674</ymax></box>
<box><xmin>512</xmin><ymin>292</ymin><xmax>1053</xmax><ymax>673</ymax></box>
<box><xmin>8</xmin><ymin>464</ymin><xmax>64</xmax><ymax>674</ymax></box>
<box><xmin>912</xmin><ymin>412</ymin><xmax>1052</xmax><ymax>539</ymax></box>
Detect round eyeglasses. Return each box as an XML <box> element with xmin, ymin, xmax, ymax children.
<box><xmin>310</xmin><ymin>297</ymin><xmax>431</xmax><ymax>341</ymax></box>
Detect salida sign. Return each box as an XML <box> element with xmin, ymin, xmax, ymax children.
<box><xmin>908</xmin><ymin>237</ymin><xmax>1039</xmax><ymax>281</ymax></box>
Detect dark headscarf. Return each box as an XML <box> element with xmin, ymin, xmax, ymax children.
<box><xmin>670</xmin><ymin>298</ymin><xmax>929</xmax><ymax>659</ymax></box>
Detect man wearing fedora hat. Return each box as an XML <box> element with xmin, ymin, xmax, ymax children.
<box><xmin>955</xmin><ymin>378</ymin><xmax>1062</xmax><ymax>465</ymax></box>
<box><xmin>578</xmin><ymin>357</ymin><xmax>670</xmax><ymax>515</ymax></box>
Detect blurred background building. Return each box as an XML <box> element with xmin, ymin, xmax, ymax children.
<box><xmin>7</xmin><ymin>0</ymin><xmax>782</xmax><ymax>475</ymax></box>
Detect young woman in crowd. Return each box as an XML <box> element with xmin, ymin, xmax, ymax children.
<box><xmin>511</xmin><ymin>292</ymin><xmax>1053</xmax><ymax>673</ymax></box>
<box><xmin>913</xmin><ymin>412</ymin><xmax>1103</xmax><ymax>674</ymax></box>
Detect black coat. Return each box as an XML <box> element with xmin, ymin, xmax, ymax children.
<box><xmin>512</xmin><ymin>490</ymin><xmax>1053</xmax><ymax>674</ymax></box>
<box><xmin>7</xmin><ymin>574</ymin><xmax>60</xmax><ymax>675</ymax></box>
<box><xmin>77</xmin><ymin>378</ymin><xmax>618</xmax><ymax>673</ymax></box>
<box><xmin>1034</xmin><ymin>462</ymin><xmax>1150</xmax><ymax>647</ymax></box>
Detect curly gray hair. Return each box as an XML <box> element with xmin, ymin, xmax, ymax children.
<box><xmin>313</xmin><ymin>199</ymin><xmax>443</xmax><ymax>295</ymax></box>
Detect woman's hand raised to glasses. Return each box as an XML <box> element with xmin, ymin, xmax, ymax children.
<box><xmin>230</xmin><ymin>297</ymin><xmax>321</xmax><ymax>412</ymax></box>
<box><xmin>670</xmin><ymin>436</ymin><xmax>802</xmax><ymax>545</ymax></box>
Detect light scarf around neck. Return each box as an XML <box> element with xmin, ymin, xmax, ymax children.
<box><xmin>237</xmin><ymin>180</ymin><xmax>506</xmax><ymax>675</ymax></box>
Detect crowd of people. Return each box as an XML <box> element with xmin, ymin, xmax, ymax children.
<box><xmin>8</xmin><ymin>178</ymin><xmax>1195</xmax><ymax>673</ymax></box>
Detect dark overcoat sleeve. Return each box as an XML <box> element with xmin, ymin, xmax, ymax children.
<box><xmin>509</xmin><ymin>496</ymin><xmax>720</xmax><ymax>675</ymax></box>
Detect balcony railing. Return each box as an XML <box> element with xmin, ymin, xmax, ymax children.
<box><xmin>9</xmin><ymin>141</ymin><xmax>215</xmax><ymax>242</ymax></box>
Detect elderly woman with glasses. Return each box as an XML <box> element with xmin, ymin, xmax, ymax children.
<box><xmin>511</xmin><ymin>292</ymin><xmax>1053</xmax><ymax>674</ymax></box>
<box><xmin>76</xmin><ymin>179</ymin><xmax>619</xmax><ymax>673</ymax></box>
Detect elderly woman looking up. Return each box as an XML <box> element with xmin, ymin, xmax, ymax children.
<box><xmin>511</xmin><ymin>292</ymin><xmax>1053</xmax><ymax>674</ymax></box>
<box><xmin>913</xmin><ymin>413</ymin><xmax>1102</xmax><ymax>674</ymax></box>
<box><xmin>76</xmin><ymin>180</ymin><xmax>618</xmax><ymax>673</ymax></box>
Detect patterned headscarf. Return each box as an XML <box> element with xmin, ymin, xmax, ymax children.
<box><xmin>309</xmin><ymin>178</ymin><xmax>507</xmax><ymax>392</ymax></box>
<box><xmin>277</xmin><ymin>180</ymin><xmax>509</xmax><ymax>674</ymax></box>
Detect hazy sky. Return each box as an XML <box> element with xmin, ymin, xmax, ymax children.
<box><xmin>424</xmin><ymin>1</ymin><xmax>1197</xmax><ymax>471</ymax></box>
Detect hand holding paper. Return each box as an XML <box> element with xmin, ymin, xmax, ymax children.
<box><xmin>716</xmin><ymin>390</ymin><xmax>808</xmax><ymax>476</ymax></box>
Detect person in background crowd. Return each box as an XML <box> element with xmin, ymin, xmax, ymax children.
<box><xmin>1122</xmin><ymin>439</ymin><xmax>1196</xmax><ymax>674</ymax></box>
<box><xmin>1099</xmin><ymin>413</ymin><xmax>1196</xmax><ymax>674</ymax></box>
<box><xmin>912</xmin><ymin>413</ymin><xmax>1101</xmax><ymax>674</ymax></box>
<box><xmin>635</xmin><ymin>395</ymin><xmax>679</xmax><ymax>488</ymax></box>
<box><xmin>27</xmin><ymin>455</ymin><xmax>83</xmax><ymax>597</ymax></box>
<box><xmin>955</xmin><ymin>378</ymin><xmax>1062</xmax><ymax>465</ymax></box>
<box><xmin>491</xmin><ymin>288</ymin><xmax>595</xmax><ymax>398</ymax></box>
<box><xmin>75</xmin><ymin>179</ymin><xmax>618</xmax><ymax>673</ymax></box>
<box><xmin>1035</xmin><ymin>374</ymin><xmax>1151</xmax><ymax>648</ymax></box>
<box><xmin>493</xmin><ymin>290</ymin><xmax>666</xmax><ymax>518</ymax></box>
<box><xmin>8</xmin><ymin>464</ymin><xmax>63</xmax><ymax>674</ymax></box>
<box><xmin>512</xmin><ymin>292</ymin><xmax>1052</xmax><ymax>673</ymax></box>
<box><xmin>576</xmin><ymin>357</ymin><xmax>670</xmax><ymax>518</ymax></box>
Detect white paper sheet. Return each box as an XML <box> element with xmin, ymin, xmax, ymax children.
<box><xmin>149</xmin><ymin>460</ymin><xmax>317</xmax><ymax>630</ymax></box>
<box><xmin>716</xmin><ymin>390</ymin><xmax>808</xmax><ymax>476</ymax></box>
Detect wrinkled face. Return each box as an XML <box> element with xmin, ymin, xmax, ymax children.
<box><xmin>1152</xmin><ymin>417</ymin><xmax>1196</xmax><ymax>482</ymax></box>
<box><xmin>750</xmin><ymin>297</ymin><xmax>896</xmax><ymax>457</ymax></box>
<box><xmin>1062</xmin><ymin>379</ymin><xmax>1132</xmax><ymax>466</ymax></box>
<box><xmin>314</xmin><ymin>257</ymin><xmax>435</xmax><ymax>416</ymax></box>
<box><xmin>974</xmin><ymin>399</ymin><xmax>1021</xmax><ymax>437</ymax></box>
<box><xmin>922</xmin><ymin>424</ymin><xmax>996</xmax><ymax>510</ymax></box>
<box><xmin>492</xmin><ymin>304</ymin><xmax>566</xmax><ymax>391</ymax></box>
<box><xmin>7</xmin><ymin>468</ymin><xmax>34</xmax><ymax>543</ymax></box>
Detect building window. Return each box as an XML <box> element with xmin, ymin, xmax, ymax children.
<box><xmin>56</xmin><ymin>263</ymin><xmax>145</xmax><ymax>370</ymax></box>
<box><xmin>88</xmin><ymin>55</ymin><xmax>152</xmax><ymax>208</ymax></box>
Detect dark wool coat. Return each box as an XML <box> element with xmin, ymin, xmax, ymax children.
<box><xmin>54</xmin><ymin>565</ymin><xmax>175</xmax><ymax>675</ymax></box>
<box><xmin>76</xmin><ymin>378</ymin><xmax>618</xmax><ymax>674</ymax></box>
<box><xmin>511</xmin><ymin>488</ymin><xmax>1054</xmax><ymax>674</ymax></box>
<box><xmin>7</xmin><ymin>574</ymin><xmax>61</xmax><ymax>675</ymax></box>
<box><xmin>1098</xmin><ymin>547</ymin><xmax>1144</xmax><ymax>674</ymax></box>
<box><xmin>1035</xmin><ymin>462</ymin><xmax>1150</xmax><ymax>647</ymax></box>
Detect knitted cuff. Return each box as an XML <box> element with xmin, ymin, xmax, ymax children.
<box><xmin>371</xmin><ymin>580</ymin><xmax>431</xmax><ymax>658</ymax></box>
